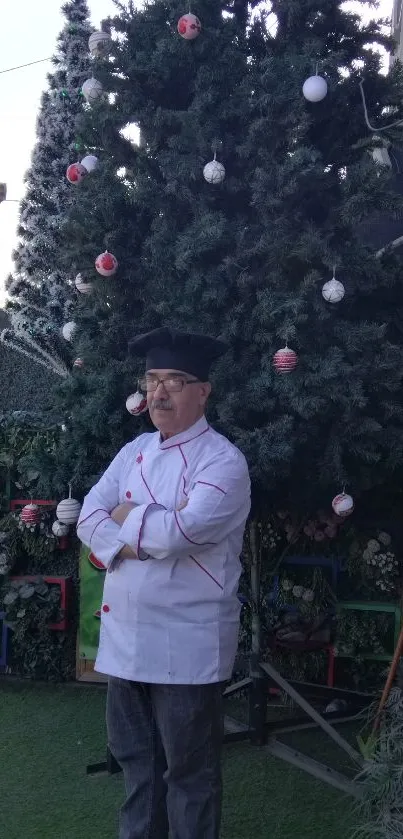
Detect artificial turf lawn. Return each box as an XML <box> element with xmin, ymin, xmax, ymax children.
<box><xmin>0</xmin><ymin>680</ymin><xmax>356</xmax><ymax>839</ymax></box>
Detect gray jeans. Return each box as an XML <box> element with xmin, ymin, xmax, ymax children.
<box><xmin>106</xmin><ymin>676</ymin><xmax>224</xmax><ymax>839</ymax></box>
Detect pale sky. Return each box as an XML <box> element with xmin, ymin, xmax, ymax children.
<box><xmin>0</xmin><ymin>0</ymin><xmax>394</xmax><ymax>306</ymax></box>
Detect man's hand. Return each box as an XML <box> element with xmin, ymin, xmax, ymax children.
<box><xmin>110</xmin><ymin>502</ymin><xmax>137</xmax><ymax>525</ymax></box>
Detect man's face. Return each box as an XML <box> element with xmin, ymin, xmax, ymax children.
<box><xmin>143</xmin><ymin>369</ymin><xmax>211</xmax><ymax>438</ymax></box>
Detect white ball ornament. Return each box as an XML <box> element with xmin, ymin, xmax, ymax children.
<box><xmin>52</xmin><ymin>520</ymin><xmax>69</xmax><ymax>538</ymax></box>
<box><xmin>332</xmin><ymin>492</ymin><xmax>354</xmax><ymax>518</ymax></box>
<box><xmin>62</xmin><ymin>321</ymin><xmax>77</xmax><ymax>342</ymax></box>
<box><xmin>56</xmin><ymin>493</ymin><xmax>82</xmax><ymax>525</ymax></box>
<box><xmin>322</xmin><ymin>277</ymin><xmax>345</xmax><ymax>303</ymax></box>
<box><xmin>203</xmin><ymin>159</ymin><xmax>226</xmax><ymax>185</ymax></box>
<box><xmin>126</xmin><ymin>391</ymin><xmax>148</xmax><ymax>416</ymax></box>
<box><xmin>302</xmin><ymin>75</ymin><xmax>328</xmax><ymax>103</ymax></box>
<box><xmin>66</xmin><ymin>162</ymin><xmax>87</xmax><ymax>184</ymax></box>
<box><xmin>73</xmin><ymin>358</ymin><xmax>84</xmax><ymax>368</ymax></box>
<box><xmin>75</xmin><ymin>273</ymin><xmax>93</xmax><ymax>294</ymax></box>
<box><xmin>88</xmin><ymin>30</ymin><xmax>112</xmax><ymax>57</ymax></box>
<box><xmin>177</xmin><ymin>13</ymin><xmax>201</xmax><ymax>40</ymax></box>
<box><xmin>81</xmin><ymin>154</ymin><xmax>99</xmax><ymax>173</ymax></box>
<box><xmin>82</xmin><ymin>77</ymin><xmax>103</xmax><ymax>104</ymax></box>
<box><xmin>95</xmin><ymin>250</ymin><xmax>118</xmax><ymax>277</ymax></box>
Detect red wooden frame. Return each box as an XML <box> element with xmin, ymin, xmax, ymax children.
<box><xmin>9</xmin><ymin>575</ymin><xmax>72</xmax><ymax>631</ymax></box>
<box><xmin>10</xmin><ymin>499</ymin><xmax>57</xmax><ymax>511</ymax></box>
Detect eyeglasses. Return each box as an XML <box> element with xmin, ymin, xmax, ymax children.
<box><xmin>138</xmin><ymin>375</ymin><xmax>201</xmax><ymax>393</ymax></box>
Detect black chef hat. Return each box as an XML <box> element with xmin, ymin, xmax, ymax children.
<box><xmin>128</xmin><ymin>327</ymin><xmax>229</xmax><ymax>380</ymax></box>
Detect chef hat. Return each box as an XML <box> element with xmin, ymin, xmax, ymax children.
<box><xmin>128</xmin><ymin>327</ymin><xmax>228</xmax><ymax>380</ymax></box>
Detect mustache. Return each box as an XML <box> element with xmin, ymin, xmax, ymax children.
<box><xmin>151</xmin><ymin>398</ymin><xmax>173</xmax><ymax>410</ymax></box>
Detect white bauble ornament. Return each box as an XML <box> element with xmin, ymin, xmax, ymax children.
<box><xmin>332</xmin><ymin>492</ymin><xmax>354</xmax><ymax>517</ymax></box>
<box><xmin>81</xmin><ymin>154</ymin><xmax>99</xmax><ymax>173</ymax></box>
<box><xmin>82</xmin><ymin>77</ymin><xmax>103</xmax><ymax>104</ymax></box>
<box><xmin>52</xmin><ymin>520</ymin><xmax>69</xmax><ymax>538</ymax></box>
<box><xmin>73</xmin><ymin>358</ymin><xmax>84</xmax><ymax>368</ymax></box>
<box><xmin>322</xmin><ymin>277</ymin><xmax>345</xmax><ymax>303</ymax></box>
<box><xmin>95</xmin><ymin>250</ymin><xmax>118</xmax><ymax>277</ymax></box>
<box><xmin>88</xmin><ymin>30</ymin><xmax>112</xmax><ymax>57</ymax></box>
<box><xmin>273</xmin><ymin>346</ymin><xmax>298</xmax><ymax>373</ymax></box>
<box><xmin>20</xmin><ymin>503</ymin><xmax>41</xmax><ymax>526</ymax></box>
<box><xmin>75</xmin><ymin>273</ymin><xmax>93</xmax><ymax>294</ymax></box>
<box><xmin>62</xmin><ymin>321</ymin><xmax>77</xmax><ymax>342</ymax></box>
<box><xmin>56</xmin><ymin>494</ymin><xmax>82</xmax><ymax>525</ymax></box>
<box><xmin>126</xmin><ymin>391</ymin><xmax>148</xmax><ymax>416</ymax></box>
<box><xmin>177</xmin><ymin>13</ymin><xmax>201</xmax><ymax>40</ymax></box>
<box><xmin>66</xmin><ymin>162</ymin><xmax>87</xmax><ymax>184</ymax></box>
<box><xmin>302</xmin><ymin>75</ymin><xmax>328</xmax><ymax>103</ymax></box>
<box><xmin>203</xmin><ymin>159</ymin><xmax>226</xmax><ymax>185</ymax></box>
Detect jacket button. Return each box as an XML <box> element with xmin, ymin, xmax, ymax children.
<box><xmin>136</xmin><ymin>454</ymin><xmax>143</xmax><ymax>463</ymax></box>
<box><xmin>126</xmin><ymin>490</ymin><xmax>132</xmax><ymax>498</ymax></box>
<box><xmin>102</xmin><ymin>604</ymin><xmax>110</xmax><ymax>613</ymax></box>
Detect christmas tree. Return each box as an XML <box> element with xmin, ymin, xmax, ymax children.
<box><xmin>43</xmin><ymin>0</ymin><xmax>403</xmax><ymax>519</ymax></box>
<box><xmin>2</xmin><ymin>0</ymin><xmax>93</xmax><ymax>378</ymax></box>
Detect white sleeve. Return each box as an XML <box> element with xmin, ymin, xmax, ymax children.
<box><xmin>117</xmin><ymin>453</ymin><xmax>251</xmax><ymax>560</ymax></box>
<box><xmin>76</xmin><ymin>447</ymin><xmax>128</xmax><ymax>569</ymax></box>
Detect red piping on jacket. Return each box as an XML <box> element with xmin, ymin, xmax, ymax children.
<box><xmin>77</xmin><ymin>507</ymin><xmax>109</xmax><ymax>528</ymax></box>
<box><xmin>160</xmin><ymin>427</ymin><xmax>209</xmax><ymax>450</ymax></box>
<box><xmin>90</xmin><ymin>516</ymin><xmax>111</xmax><ymax>543</ymax></box>
<box><xmin>140</xmin><ymin>456</ymin><xmax>158</xmax><ymax>503</ymax></box>
<box><xmin>174</xmin><ymin>511</ymin><xmax>217</xmax><ymax>547</ymax></box>
<box><xmin>189</xmin><ymin>555</ymin><xmax>223</xmax><ymax>590</ymax></box>
<box><xmin>195</xmin><ymin>480</ymin><xmax>227</xmax><ymax>495</ymax></box>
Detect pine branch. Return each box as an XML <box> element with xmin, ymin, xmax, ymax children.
<box><xmin>0</xmin><ymin>328</ymin><xmax>69</xmax><ymax>378</ymax></box>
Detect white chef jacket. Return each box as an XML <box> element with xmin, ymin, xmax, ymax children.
<box><xmin>77</xmin><ymin>415</ymin><xmax>251</xmax><ymax>684</ymax></box>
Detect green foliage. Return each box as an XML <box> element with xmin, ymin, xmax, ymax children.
<box><xmin>0</xmin><ymin>577</ymin><xmax>73</xmax><ymax>681</ymax></box>
<box><xmin>355</xmin><ymin>688</ymin><xmax>403</xmax><ymax>839</ymax></box>
<box><xmin>42</xmin><ymin>0</ymin><xmax>403</xmax><ymax>514</ymax></box>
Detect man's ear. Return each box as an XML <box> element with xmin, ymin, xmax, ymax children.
<box><xmin>200</xmin><ymin>381</ymin><xmax>212</xmax><ymax>405</ymax></box>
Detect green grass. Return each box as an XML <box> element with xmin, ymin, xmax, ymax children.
<box><xmin>0</xmin><ymin>680</ymin><xmax>357</xmax><ymax>839</ymax></box>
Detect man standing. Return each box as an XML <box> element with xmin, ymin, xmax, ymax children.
<box><xmin>77</xmin><ymin>327</ymin><xmax>251</xmax><ymax>839</ymax></box>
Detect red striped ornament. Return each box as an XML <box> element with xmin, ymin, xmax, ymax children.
<box><xmin>273</xmin><ymin>346</ymin><xmax>298</xmax><ymax>373</ymax></box>
<box><xmin>20</xmin><ymin>503</ymin><xmax>41</xmax><ymax>525</ymax></box>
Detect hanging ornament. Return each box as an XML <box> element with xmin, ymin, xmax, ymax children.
<box><xmin>322</xmin><ymin>268</ymin><xmax>345</xmax><ymax>303</ymax></box>
<box><xmin>75</xmin><ymin>273</ymin><xmax>93</xmax><ymax>294</ymax></box>
<box><xmin>332</xmin><ymin>492</ymin><xmax>354</xmax><ymax>517</ymax></box>
<box><xmin>95</xmin><ymin>250</ymin><xmax>118</xmax><ymax>277</ymax></box>
<box><xmin>81</xmin><ymin>77</ymin><xmax>103</xmax><ymax>104</ymax></box>
<box><xmin>273</xmin><ymin>346</ymin><xmax>298</xmax><ymax>373</ymax></box>
<box><xmin>20</xmin><ymin>503</ymin><xmax>41</xmax><ymax>526</ymax></box>
<box><xmin>62</xmin><ymin>321</ymin><xmax>77</xmax><ymax>342</ymax></box>
<box><xmin>56</xmin><ymin>486</ymin><xmax>82</xmax><ymax>525</ymax></box>
<box><xmin>177</xmin><ymin>12</ymin><xmax>201</xmax><ymax>40</ymax></box>
<box><xmin>203</xmin><ymin>155</ymin><xmax>225</xmax><ymax>185</ymax></box>
<box><xmin>88</xmin><ymin>30</ymin><xmax>112</xmax><ymax>57</ymax></box>
<box><xmin>66</xmin><ymin>162</ymin><xmax>87</xmax><ymax>184</ymax></box>
<box><xmin>126</xmin><ymin>392</ymin><xmax>148</xmax><ymax>416</ymax></box>
<box><xmin>52</xmin><ymin>520</ymin><xmax>69</xmax><ymax>538</ymax></box>
<box><xmin>302</xmin><ymin>74</ymin><xmax>328</xmax><ymax>103</ymax></box>
<box><xmin>73</xmin><ymin>358</ymin><xmax>84</xmax><ymax>369</ymax></box>
<box><xmin>81</xmin><ymin>154</ymin><xmax>99</xmax><ymax>173</ymax></box>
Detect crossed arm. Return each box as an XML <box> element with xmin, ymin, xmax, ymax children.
<box><xmin>77</xmin><ymin>446</ymin><xmax>250</xmax><ymax>569</ymax></box>
<box><xmin>110</xmin><ymin>499</ymin><xmax>188</xmax><ymax>561</ymax></box>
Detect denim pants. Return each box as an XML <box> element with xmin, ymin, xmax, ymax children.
<box><xmin>106</xmin><ymin>676</ymin><xmax>224</xmax><ymax>839</ymax></box>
